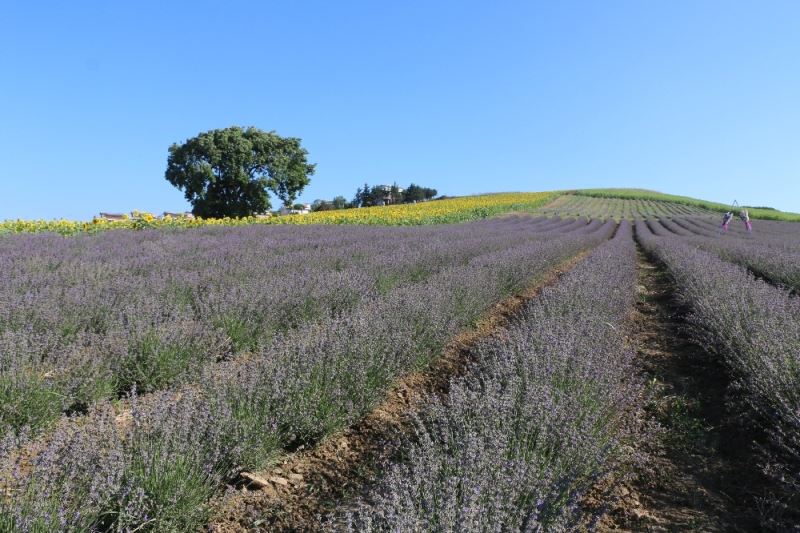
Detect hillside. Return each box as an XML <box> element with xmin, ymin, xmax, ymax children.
<box><xmin>537</xmin><ymin>194</ymin><xmax>713</xmax><ymax>220</ymax></box>
<box><xmin>569</xmin><ymin>188</ymin><xmax>800</xmax><ymax>222</ymax></box>
<box><xmin>4</xmin><ymin>202</ymin><xmax>800</xmax><ymax>531</ymax></box>
<box><xmin>3</xmin><ymin>189</ymin><xmax>798</xmax><ymax>236</ymax></box>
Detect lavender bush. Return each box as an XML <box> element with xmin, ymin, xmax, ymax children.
<box><xmin>646</xmin><ymin>217</ymin><xmax>800</xmax><ymax>292</ymax></box>
<box><xmin>667</xmin><ymin>217</ymin><xmax>720</xmax><ymax>238</ymax></box>
<box><xmin>344</xmin><ymin>222</ymin><xmax>645</xmax><ymax>531</ymax></box>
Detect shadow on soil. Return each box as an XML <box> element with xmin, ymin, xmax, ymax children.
<box><xmin>600</xmin><ymin>247</ymin><xmax>790</xmax><ymax>532</ymax></box>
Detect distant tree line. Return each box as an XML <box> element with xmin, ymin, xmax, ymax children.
<box><xmin>311</xmin><ymin>196</ymin><xmax>351</xmax><ymax>211</ymax></box>
<box><xmin>312</xmin><ymin>183</ymin><xmax>438</xmax><ymax>212</ymax></box>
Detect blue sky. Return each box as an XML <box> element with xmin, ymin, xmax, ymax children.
<box><xmin>1</xmin><ymin>1</ymin><xmax>798</xmax><ymax>219</ymax></box>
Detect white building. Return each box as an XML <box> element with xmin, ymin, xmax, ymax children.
<box><xmin>376</xmin><ymin>185</ymin><xmax>404</xmax><ymax>205</ymax></box>
<box><xmin>278</xmin><ymin>203</ymin><xmax>312</xmax><ymax>215</ymax></box>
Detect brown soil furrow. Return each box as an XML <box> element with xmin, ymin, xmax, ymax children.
<box><xmin>598</xmin><ymin>248</ymin><xmax>771</xmax><ymax>532</ymax></box>
<box><xmin>208</xmin><ymin>248</ymin><xmax>596</xmax><ymax>532</ymax></box>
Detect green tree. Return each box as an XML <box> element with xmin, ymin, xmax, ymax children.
<box><xmin>353</xmin><ymin>182</ymin><xmax>371</xmax><ymax>207</ymax></box>
<box><xmin>165</xmin><ymin>126</ymin><xmax>315</xmax><ymax>218</ymax></box>
<box><xmin>405</xmin><ymin>184</ymin><xmax>438</xmax><ymax>202</ymax></box>
<box><xmin>404</xmin><ymin>183</ymin><xmax>427</xmax><ymax>203</ymax></box>
<box><xmin>389</xmin><ymin>182</ymin><xmax>403</xmax><ymax>204</ymax></box>
<box><xmin>422</xmin><ymin>186</ymin><xmax>438</xmax><ymax>200</ymax></box>
<box><xmin>313</xmin><ymin>201</ymin><xmax>335</xmax><ymax>212</ymax></box>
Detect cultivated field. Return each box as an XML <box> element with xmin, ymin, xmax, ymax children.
<box><xmin>1</xmin><ymin>192</ymin><xmax>799</xmax><ymax>531</ymax></box>
<box><xmin>574</xmin><ymin>188</ymin><xmax>800</xmax><ymax>222</ymax></box>
<box><xmin>4</xmin><ymin>189</ymin><xmax>799</xmax><ymax>236</ymax></box>
<box><xmin>537</xmin><ymin>194</ymin><xmax>712</xmax><ymax>219</ymax></box>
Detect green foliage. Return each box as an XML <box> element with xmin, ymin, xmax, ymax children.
<box><xmin>226</xmin><ymin>391</ymin><xmax>283</xmax><ymax>469</ymax></box>
<box><xmin>117</xmin><ymin>333</ymin><xmax>203</xmax><ymax>395</ymax></box>
<box><xmin>106</xmin><ymin>434</ymin><xmax>219</xmax><ymax>532</ymax></box>
<box><xmin>661</xmin><ymin>395</ymin><xmax>708</xmax><ymax>452</ymax></box>
<box><xmin>312</xmin><ymin>195</ymin><xmax>351</xmax><ymax>211</ymax></box>
<box><xmin>353</xmin><ymin>182</ymin><xmax>438</xmax><ymax>207</ymax></box>
<box><xmin>404</xmin><ymin>183</ymin><xmax>438</xmax><ymax>202</ymax></box>
<box><xmin>0</xmin><ymin>373</ymin><xmax>64</xmax><ymax>435</ymax></box>
<box><xmin>165</xmin><ymin>126</ymin><xmax>315</xmax><ymax>218</ymax></box>
<box><xmin>1</xmin><ymin>490</ymin><xmax>99</xmax><ymax>533</ymax></box>
<box><xmin>213</xmin><ymin>314</ymin><xmax>263</xmax><ymax>353</ymax></box>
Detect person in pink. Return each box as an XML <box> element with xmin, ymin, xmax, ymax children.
<box><xmin>721</xmin><ymin>211</ymin><xmax>733</xmax><ymax>231</ymax></box>
<box><xmin>740</xmin><ymin>209</ymin><xmax>752</xmax><ymax>232</ymax></box>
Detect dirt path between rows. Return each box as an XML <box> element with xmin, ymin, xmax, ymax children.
<box><xmin>598</xmin><ymin>248</ymin><xmax>773</xmax><ymax>532</ymax></box>
<box><xmin>208</xmin><ymin>249</ymin><xmax>595</xmax><ymax>532</ymax></box>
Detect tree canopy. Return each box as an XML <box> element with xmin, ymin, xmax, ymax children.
<box><xmin>165</xmin><ymin>126</ymin><xmax>315</xmax><ymax>218</ymax></box>
<box><xmin>352</xmin><ymin>182</ymin><xmax>438</xmax><ymax>207</ymax></box>
<box><xmin>404</xmin><ymin>183</ymin><xmax>437</xmax><ymax>203</ymax></box>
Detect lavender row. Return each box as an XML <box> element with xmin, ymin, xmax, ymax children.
<box><xmin>1</xmin><ymin>220</ymin><xmax>614</xmax><ymax>532</ymax></box>
<box><xmin>636</xmin><ymin>220</ymin><xmax>800</xmax><ymax>518</ymax></box>
<box><xmin>664</xmin><ymin>216</ymin><xmax>754</xmax><ymax>239</ymax></box>
<box><xmin>752</xmin><ymin>218</ymin><xmax>800</xmax><ymax>240</ymax></box>
<box><xmin>686</xmin><ymin>237</ymin><xmax>800</xmax><ymax>292</ymax></box>
<box><xmin>676</xmin><ymin>215</ymin><xmax>800</xmax><ymax>247</ymax></box>
<box><xmin>343</xmin><ymin>222</ymin><xmax>644</xmax><ymax>531</ymax></box>
<box><xmin>0</xmin><ymin>217</ymin><xmax>576</xmax><ymax>439</ymax></box>
<box><xmin>678</xmin><ymin>215</ymin><xmax>800</xmax><ymax>243</ymax></box>
<box><xmin>647</xmin><ymin>218</ymin><xmax>800</xmax><ymax>292</ymax></box>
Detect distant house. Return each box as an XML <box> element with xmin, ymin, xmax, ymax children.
<box><xmin>162</xmin><ymin>211</ymin><xmax>194</xmax><ymax>219</ymax></box>
<box><xmin>278</xmin><ymin>203</ymin><xmax>312</xmax><ymax>215</ymax></box>
<box><xmin>376</xmin><ymin>185</ymin><xmax>404</xmax><ymax>205</ymax></box>
<box><xmin>98</xmin><ymin>212</ymin><xmax>127</xmax><ymax>221</ymax></box>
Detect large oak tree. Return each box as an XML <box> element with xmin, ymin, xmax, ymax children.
<box><xmin>165</xmin><ymin>126</ymin><xmax>315</xmax><ymax>218</ymax></box>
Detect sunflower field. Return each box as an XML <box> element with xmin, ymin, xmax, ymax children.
<box><xmin>0</xmin><ymin>192</ymin><xmax>556</xmax><ymax>235</ymax></box>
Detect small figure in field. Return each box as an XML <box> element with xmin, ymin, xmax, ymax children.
<box><xmin>740</xmin><ymin>209</ymin><xmax>752</xmax><ymax>232</ymax></box>
<box><xmin>721</xmin><ymin>211</ymin><xmax>734</xmax><ymax>232</ymax></box>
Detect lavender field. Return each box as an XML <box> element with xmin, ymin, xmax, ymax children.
<box><xmin>1</xmin><ymin>217</ymin><xmax>613</xmax><ymax>531</ymax></box>
<box><xmin>1</xmin><ymin>213</ymin><xmax>799</xmax><ymax>531</ymax></box>
<box><xmin>6</xmin><ymin>0</ymin><xmax>800</xmax><ymax>529</ymax></box>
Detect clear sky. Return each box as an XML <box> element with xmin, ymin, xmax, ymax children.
<box><xmin>1</xmin><ymin>1</ymin><xmax>799</xmax><ymax>219</ymax></box>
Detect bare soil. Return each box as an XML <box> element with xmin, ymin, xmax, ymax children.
<box><xmin>207</xmin><ymin>250</ymin><xmax>594</xmax><ymax>532</ymax></box>
<box><xmin>598</xmin><ymin>249</ymin><xmax>775</xmax><ymax>532</ymax></box>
